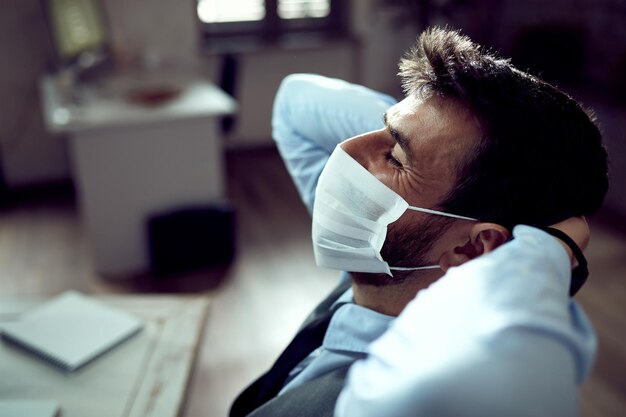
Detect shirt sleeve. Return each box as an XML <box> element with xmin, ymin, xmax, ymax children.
<box><xmin>272</xmin><ymin>74</ymin><xmax>397</xmax><ymax>214</ymax></box>
<box><xmin>335</xmin><ymin>225</ymin><xmax>597</xmax><ymax>417</ymax></box>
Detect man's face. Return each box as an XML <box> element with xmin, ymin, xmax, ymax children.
<box><xmin>340</xmin><ymin>94</ymin><xmax>481</xmax><ymax>279</ymax></box>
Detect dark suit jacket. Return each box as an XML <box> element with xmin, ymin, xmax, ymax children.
<box><xmin>247</xmin><ymin>364</ymin><xmax>351</xmax><ymax>417</ymax></box>
<box><xmin>230</xmin><ymin>278</ymin><xmax>353</xmax><ymax>417</ymax></box>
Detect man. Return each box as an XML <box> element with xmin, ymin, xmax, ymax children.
<box><xmin>230</xmin><ymin>28</ymin><xmax>608</xmax><ymax>417</ymax></box>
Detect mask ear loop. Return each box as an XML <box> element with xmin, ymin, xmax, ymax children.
<box><xmin>406</xmin><ymin>206</ymin><xmax>478</xmax><ymax>222</ymax></box>
<box><xmin>539</xmin><ymin>227</ymin><xmax>589</xmax><ymax>297</ymax></box>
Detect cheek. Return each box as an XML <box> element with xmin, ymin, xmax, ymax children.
<box><xmin>377</xmin><ymin>169</ymin><xmax>425</xmax><ymax>205</ymax></box>
<box><xmin>388</xmin><ymin>210</ymin><xmax>427</xmax><ymax>236</ymax></box>
<box><xmin>367</xmin><ymin>152</ymin><xmax>400</xmax><ymax>186</ymax></box>
<box><xmin>372</xmin><ymin>167</ymin><xmax>404</xmax><ymax>195</ymax></box>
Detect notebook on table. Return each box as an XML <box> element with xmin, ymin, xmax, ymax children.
<box><xmin>0</xmin><ymin>291</ymin><xmax>143</xmax><ymax>371</ymax></box>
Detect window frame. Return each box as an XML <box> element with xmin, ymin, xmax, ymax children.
<box><xmin>198</xmin><ymin>0</ymin><xmax>348</xmax><ymax>47</ymax></box>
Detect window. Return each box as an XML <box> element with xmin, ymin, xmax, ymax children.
<box><xmin>278</xmin><ymin>0</ymin><xmax>330</xmax><ymax>19</ymax></box>
<box><xmin>197</xmin><ymin>0</ymin><xmax>345</xmax><ymax>45</ymax></box>
<box><xmin>197</xmin><ymin>0</ymin><xmax>266</xmax><ymax>23</ymax></box>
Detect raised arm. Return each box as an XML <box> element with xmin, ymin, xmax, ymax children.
<box><xmin>335</xmin><ymin>225</ymin><xmax>596</xmax><ymax>417</ymax></box>
<box><xmin>272</xmin><ymin>74</ymin><xmax>396</xmax><ymax>213</ymax></box>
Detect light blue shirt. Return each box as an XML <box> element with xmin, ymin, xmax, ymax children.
<box><xmin>279</xmin><ymin>286</ymin><xmax>393</xmax><ymax>394</ymax></box>
<box><xmin>271</xmin><ymin>74</ymin><xmax>596</xmax><ymax>416</ymax></box>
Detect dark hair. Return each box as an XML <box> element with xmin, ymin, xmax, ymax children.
<box><xmin>399</xmin><ymin>27</ymin><xmax>609</xmax><ymax>229</ymax></box>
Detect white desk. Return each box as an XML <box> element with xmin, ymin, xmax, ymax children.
<box><xmin>40</xmin><ymin>73</ymin><xmax>237</xmax><ymax>277</ymax></box>
<box><xmin>0</xmin><ymin>295</ymin><xmax>209</xmax><ymax>417</ymax></box>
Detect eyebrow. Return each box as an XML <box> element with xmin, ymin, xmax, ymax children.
<box><xmin>383</xmin><ymin>112</ymin><xmax>413</xmax><ymax>158</ymax></box>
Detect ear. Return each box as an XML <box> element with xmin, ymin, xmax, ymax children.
<box><xmin>439</xmin><ymin>223</ymin><xmax>510</xmax><ymax>271</ymax></box>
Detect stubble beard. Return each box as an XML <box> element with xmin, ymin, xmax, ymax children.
<box><xmin>350</xmin><ymin>216</ymin><xmax>453</xmax><ymax>287</ymax></box>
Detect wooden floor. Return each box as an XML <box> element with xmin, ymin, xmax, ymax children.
<box><xmin>0</xmin><ymin>147</ymin><xmax>624</xmax><ymax>417</ymax></box>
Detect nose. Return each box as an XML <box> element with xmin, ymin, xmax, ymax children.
<box><xmin>340</xmin><ymin>129</ymin><xmax>389</xmax><ymax>171</ymax></box>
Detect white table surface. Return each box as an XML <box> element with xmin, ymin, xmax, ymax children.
<box><xmin>0</xmin><ymin>295</ymin><xmax>209</xmax><ymax>417</ymax></box>
<box><xmin>40</xmin><ymin>72</ymin><xmax>237</xmax><ymax>133</ymax></box>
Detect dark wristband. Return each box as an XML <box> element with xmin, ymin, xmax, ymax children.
<box><xmin>540</xmin><ymin>227</ymin><xmax>589</xmax><ymax>297</ymax></box>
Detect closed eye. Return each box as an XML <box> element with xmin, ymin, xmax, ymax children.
<box><xmin>385</xmin><ymin>150</ymin><xmax>403</xmax><ymax>168</ymax></box>
<box><xmin>383</xmin><ymin>113</ymin><xmax>412</xmax><ymax>161</ymax></box>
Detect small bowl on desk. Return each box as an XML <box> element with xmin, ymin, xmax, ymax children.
<box><xmin>124</xmin><ymin>85</ymin><xmax>182</xmax><ymax>107</ymax></box>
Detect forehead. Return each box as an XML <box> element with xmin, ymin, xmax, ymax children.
<box><xmin>387</xmin><ymin>95</ymin><xmax>481</xmax><ymax>171</ymax></box>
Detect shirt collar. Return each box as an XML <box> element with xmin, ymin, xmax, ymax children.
<box><xmin>324</xmin><ymin>287</ymin><xmax>394</xmax><ymax>354</ymax></box>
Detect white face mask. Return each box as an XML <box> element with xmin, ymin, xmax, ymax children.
<box><xmin>312</xmin><ymin>145</ymin><xmax>478</xmax><ymax>276</ymax></box>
